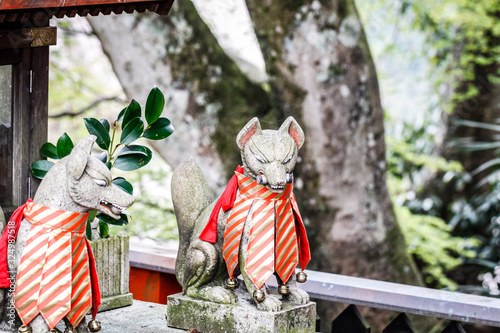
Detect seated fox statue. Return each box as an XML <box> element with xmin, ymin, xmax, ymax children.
<box><xmin>172</xmin><ymin>116</ymin><xmax>311</xmax><ymax>312</ymax></box>
<box><xmin>0</xmin><ymin>135</ymin><xmax>134</xmax><ymax>333</ymax></box>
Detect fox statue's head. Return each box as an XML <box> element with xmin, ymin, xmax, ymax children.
<box><xmin>237</xmin><ymin>117</ymin><xmax>305</xmax><ymax>193</ymax></box>
<box><xmin>35</xmin><ymin>135</ymin><xmax>135</xmax><ymax>218</ymax></box>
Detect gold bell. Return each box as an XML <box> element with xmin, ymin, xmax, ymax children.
<box><xmin>296</xmin><ymin>271</ymin><xmax>307</xmax><ymax>283</ymax></box>
<box><xmin>49</xmin><ymin>329</ymin><xmax>62</xmax><ymax>333</ymax></box>
<box><xmin>278</xmin><ymin>284</ymin><xmax>289</xmax><ymax>295</ymax></box>
<box><xmin>64</xmin><ymin>327</ymin><xmax>77</xmax><ymax>333</ymax></box>
<box><xmin>226</xmin><ymin>278</ymin><xmax>237</xmax><ymax>290</ymax></box>
<box><xmin>18</xmin><ymin>325</ymin><xmax>31</xmax><ymax>333</ymax></box>
<box><xmin>88</xmin><ymin>319</ymin><xmax>102</xmax><ymax>332</ymax></box>
<box><xmin>253</xmin><ymin>289</ymin><xmax>265</xmax><ymax>302</ymax></box>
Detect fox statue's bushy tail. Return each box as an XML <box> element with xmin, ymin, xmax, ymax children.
<box><xmin>172</xmin><ymin>158</ymin><xmax>238</xmax><ymax>304</ymax></box>
<box><xmin>171</xmin><ymin>158</ymin><xmax>213</xmax><ymax>285</ymax></box>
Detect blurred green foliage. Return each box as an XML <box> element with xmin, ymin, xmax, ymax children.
<box><xmin>386</xmin><ymin>129</ymin><xmax>477</xmax><ymax>288</ymax></box>
<box><xmin>395</xmin><ymin>205</ymin><xmax>478</xmax><ymax>288</ymax></box>
<box><xmin>400</xmin><ymin>0</ymin><xmax>500</xmax><ymax>109</ymax></box>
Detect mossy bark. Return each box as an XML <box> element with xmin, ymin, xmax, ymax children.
<box><xmin>245</xmin><ymin>0</ymin><xmax>424</xmax><ymax>330</ymax></box>
<box><xmin>88</xmin><ymin>1</ymin><xmax>272</xmax><ymax>192</ymax></box>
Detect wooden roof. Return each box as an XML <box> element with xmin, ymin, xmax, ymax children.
<box><xmin>0</xmin><ymin>0</ymin><xmax>174</xmax><ymax>23</ymax></box>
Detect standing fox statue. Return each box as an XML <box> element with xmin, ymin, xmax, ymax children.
<box><xmin>172</xmin><ymin>116</ymin><xmax>311</xmax><ymax>312</ymax></box>
<box><xmin>0</xmin><ymin>135</ymin><xmax>134</xmax><ymax>333</ymax></box>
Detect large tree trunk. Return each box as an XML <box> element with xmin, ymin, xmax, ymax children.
<box><xmin>244</xmin><ymin>0</ymin><xmax>423</xmax><ymax>329</ymax></box>
<box><xmin>88</xmin><ymin>1</ymin><xmax>272</xmax><ymax>193</ymax></box>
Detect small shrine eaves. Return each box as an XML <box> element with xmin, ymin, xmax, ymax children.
<box><xmin>0</xmin><ymin>0</ymin><xmax>174</xmax><ymax>23</ymax></box>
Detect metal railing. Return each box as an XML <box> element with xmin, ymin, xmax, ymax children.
<box><xmin>129</xmin><ymin>242</ymin><xmax>500</xmax><ymax>331</ymax></box>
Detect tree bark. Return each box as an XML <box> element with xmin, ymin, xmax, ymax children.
<box><xmin>244</xmin><ymin>0</ymin><xmax>423</xmax><ymax>328</ymax></box>
<box><xmin>88</xmin><ymin>1</ymin><xmax>272</xmax><ymax>193</ymax></box>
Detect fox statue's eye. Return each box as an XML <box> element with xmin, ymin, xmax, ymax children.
<box><xmin>254</xmin><ymin>154</ymin><xmax>265</xmax><ymax>163</ymax></box>
<box><xmin>283</xmin><ymin>156</ymin><xmax>292</xmax><ymax>164</ymax></box>
<box><xmin>93</xmin><ymin>179</ymin><xmax>107</xmax><ymax>186</ymax></box>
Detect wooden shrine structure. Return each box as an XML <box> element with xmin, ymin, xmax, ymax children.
<box><xmin>0</xmin><ymin>0</ymin><xmax>174</xmax><ymax>219</ymax></box>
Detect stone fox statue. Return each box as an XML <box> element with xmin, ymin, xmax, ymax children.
<box><xmin>172</xmin><ymin>117</ymin><xmax>311</xmax><ymax>312</ymax></box>
<box><xmin>0</xmin><ymin>135</ymin><xmax>134</xmax><ymax>333</ymax></box>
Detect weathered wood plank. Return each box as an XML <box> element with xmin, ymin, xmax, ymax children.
<box><xmin>0</xmin><ymin>27</ymin><xmax>56</xmax><ymax>50</ymax></box>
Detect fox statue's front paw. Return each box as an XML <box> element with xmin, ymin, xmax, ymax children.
<box><xmin>205</xmin><ymin>286</ymin><xmax>238</xmax><ymax>304</ymax></box>
<box><xmin>289</xmin><ymin>287</ymin><xmax>309</xmax><ymax>304</ymax></box>
<box><xmin>256</xmin><ymin>294</ymin><xmax>282</xmax><ymax>312</ymax></box>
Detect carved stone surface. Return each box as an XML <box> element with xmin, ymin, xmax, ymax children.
<box><xmin>167</xmin><ymin>289</ymin><xmax>316</xmax><ymax>333</ymax></box>
<box><xmin>89</xmin><ymin>235</ymin><xmax>133</xmax><ymax>311</ymax></box>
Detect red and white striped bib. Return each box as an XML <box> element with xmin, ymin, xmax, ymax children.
<box><xmin>222</xmin><ymin>171</ymin><xmax>310</xmax><ymax>289</ymax></box>
<box><xmin>13</xmin><ymin>202</ymin><xmax>98</xmax><ymax>329</ymax></box>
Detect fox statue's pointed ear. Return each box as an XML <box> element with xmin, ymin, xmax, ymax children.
<box><xmin>236</xmin><ymin>117</ymin><xmax>262</xmax><ymax>149</ymax></box>
<box><xmin>279</xmin><ymin>116</ymin><xmax>305</xmax><ymax>149</ymax></box>
<box><xmin>67</xmin><ymin>135</ymin><xmax>96</xmax><ymax>180</ymax></box>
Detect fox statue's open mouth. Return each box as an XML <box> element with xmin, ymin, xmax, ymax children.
<box><xmin>100</xmin><ymin>200</ymin><xmax>128</xmax><ymax>218</ymax></box>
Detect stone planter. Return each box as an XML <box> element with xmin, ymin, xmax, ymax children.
<box><xmin>89</xmin><ymin>235</ymin><xmax>133</xmax><ymax>311</ymax></box>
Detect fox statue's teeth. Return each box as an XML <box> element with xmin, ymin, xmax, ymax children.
<box><xmin>270</xmin><ymin>185</ymin><xmax>285</xmax><ymax>191</ymax></box>
<box><xmin>100</xmin><ymin>200</ymin><xmax>126</xmax><ymax>215</ymax></box>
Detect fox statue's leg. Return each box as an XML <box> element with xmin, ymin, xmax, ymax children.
<box><xmin>274</xmin><ymin>273</ymin><xmax>309</xmax><ymax>304</ymax></box>
<box><xmin>182</xmin><ymin>239</ymin><xmax>237</xmax><ymax>304</ymax></box>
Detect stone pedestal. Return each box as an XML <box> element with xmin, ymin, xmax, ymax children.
<box><xmin>167</xmin><ymin>289</ymin><xmax>316</xmax><ymax>333</ymax></box>
<box><xmin>90</xmin><ymin>235</ymin><xmax>133</xmax><ymax>311</ymax></box>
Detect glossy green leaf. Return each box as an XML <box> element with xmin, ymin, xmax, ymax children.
<box><xmin>122</xmin><ymin>99</ymin><xmax>141</xmax><ymax>129</ymax></box>
<box><xmin>99</xmin><ymin>118</ymin><xmax>110</xmax><ymax>133</ymax></box>
<box><xmin>98</xmin><ymin>220</ymin><xmax>109</xmax><ymax>238</ymax></box>
<box><xmin>114</xmin><ymin>146</ymin><xmax>153</xmax><ymax>171</ymax></box>
<box><xmin>96</xmin><ymin>212</ymin><xmax>129</xmax><ymax>226</ymax></box>
<box><xmin>40</xmin><ymin>142</ymin><xmax>59</xmax><ymax>159</ymax></box>
<box><xmin>30</xmin><ymin>160</ymin><xmax>55</xmax><ymax>179</ymax></box>
<box><xmin>143</xmin><ymin>117</ymin><xmax>174</xmax><ymax>140</ymax></box>
<box><xmin>145</xmin><ymin>87</ymin><xmax>165</xmax><ymax>125</ymax></box>
<box><xmin>84</xmin><ymin>118</ymin><xmax>111</xmax><ymax>150</ymax></box>
<box><xmin>120</xmin><ymin>117</ymin><xmax>144</xmax><ymax>145</ymax></box>
<box><xmin>88</xmin><ymin>209</ymin><xmax>98</xmax><ymax>222</ymax></box>
<box><xmin>96</xmin><ymin>151</ymin><xmax>108</xmax><ymax>163</ymax></box>
<box><xmin>116</xmin><ymin>145</ymin><xmax>148</xmax><ymax>157</ymax></box>
<box><xmin>86</xmin><ymin>218</ymin><xmax>92</xmax><ymax>240</ymax></box>
<box><xmin>105</xmin><ymin>162</ymin><xmax>112</xmax><ymax>170</ymax></box>
<box><xmin>56</xmin><ymin>133</ymin><xmax>74</xmax><ymax>158</ymax></box>
<box><xmin>112</xmin><ymin>177</ymin><xmax>134</xmax><ymax>195</ymax></box>
<box><xmin>117</xmin><ymin>107</ymin><xmax>127</xmax><ymax>123</ymax></box>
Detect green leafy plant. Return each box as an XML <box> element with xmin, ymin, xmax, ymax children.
<box><xmin>30</xmin><ymin>87</ymin><xmax>174</xmax><ymax>239</ymax></box>
<box><xmin>396</xmin><ymin>205</ymin><xmax>478</xmax><ymax>288</ymax></box>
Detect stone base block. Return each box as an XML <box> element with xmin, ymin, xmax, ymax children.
<box><xmin>98</xmin><ymin>293</ymin><xmax>133</xmax><ymax>312</ymax></box>
<box><xmin>167</xmin><ymin>290</ymin><xmax>316</xmax><ymax>333</ymax></box>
